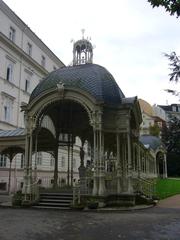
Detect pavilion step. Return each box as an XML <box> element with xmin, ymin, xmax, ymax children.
<box><xmin>33</xmin><ymin>206</ymin><xmax>70</xmax><ymax>210</ymax></box>
<box><xmin>35</xmin><ymin>192</ymin><xmax>73</xmax><ymax>210</ymax></box>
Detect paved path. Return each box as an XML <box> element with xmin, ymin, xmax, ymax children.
<box><xmin>157</xmin><ymin>194</ymin><xmax>180</xmax><ymax>209</ymax></box>
<box><xmin>0</xmin><ymin>195</ymin><xmax>180</xmax><ymax>239</ymax></box>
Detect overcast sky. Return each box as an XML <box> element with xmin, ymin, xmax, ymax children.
<box><xmin>3</xmin><ymin>0</ymin><xmax>180</xmax><ymax>105</ymax></box>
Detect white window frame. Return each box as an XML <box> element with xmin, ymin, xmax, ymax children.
<box><xmin>1</xmin><ymin>92</ymin><xmax>15</xmax><ymax>124</ymax></box>
<box><xmin>6</xmin><ymin>63</ymin><xmax>13</xmax><ymax>82</ymax></box>
<box><xmin>0</xmin><ymin>155</ymin><xmax>7</xmax><ymax>167</ymax></box>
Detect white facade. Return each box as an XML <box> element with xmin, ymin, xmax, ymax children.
<box><xmin>0</xmin><ymin>0</ymin><xmax>64</xmax><ymax>130</ymax></box>
<box><xmin>153</xmin><ymin>105</ymin><xmax>166</xmax><ymax>122</ymax></box>
<box><xmin>0</xmin><ymin>0</ymin><xmax>83</xmax><ymax>192</ymax></box>
<box><xmin>140</xmin><ymin>112</ymin><xmax>154</xmax><ymax>135</ymax></box>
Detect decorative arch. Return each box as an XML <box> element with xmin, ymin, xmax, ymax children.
<box><xmin>27</xmin><ymin>87</ymin><xmax>100</xmax><ymax>130</ymax></box>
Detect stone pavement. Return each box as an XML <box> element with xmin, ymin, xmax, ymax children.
<box><xmin>157</xmin><ymin>194</ymin><xmax>180</xmax><ymax>209</ymax></box>
<box><xmin>0</xmin><ymin>195</ymin><xmax>180</xmax><ymax>239</ymax></box>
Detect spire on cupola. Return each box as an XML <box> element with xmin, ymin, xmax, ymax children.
<box><xmin>72</xmin><ymin>29</ymin><xmax>93</xmax><ymax>66</ymax></box>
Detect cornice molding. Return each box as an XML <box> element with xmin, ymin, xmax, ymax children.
<box><xmin>0</xmin><ymin>32</ymin><xmax>48</xmax><ymax>75</ymax></box>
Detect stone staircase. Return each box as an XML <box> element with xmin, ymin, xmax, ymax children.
<box><xmin>34</xmin><ymin>192</ymin><xmax>73</xmax><ymax>210</ymax></box>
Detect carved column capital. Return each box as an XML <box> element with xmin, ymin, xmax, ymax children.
<box><xmin>26</xmin><ymin>115</ymin><xmax>37</xmax><ymax>135</ymax></box>
<box><xmin>90</xmin><ymin>110</ymin><xmax>103</xmax><ymax>130</ymax></box>
<box><xmin>57</xmin><ymin>82</ymin><xmax>65</xmax><ymax>98</ymax></box>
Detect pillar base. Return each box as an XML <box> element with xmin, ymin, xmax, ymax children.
<box><xmin>98</xmin><ymin>176</ymin><xmax>106</xmax><ymax>196</ymax></box>
<box><xmin>92</xmin><ymin>176</ymin><xmax>98</xmax><ymax>196</ymax></box>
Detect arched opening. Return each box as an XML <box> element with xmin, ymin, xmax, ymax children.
<box><xmin>31</xmin><ymin>99</ymin><xmax>93</xmax><ymax>190</ymax></box>
<box><xmin>1</xmin><ymin>146</ymin><xmax>25</xmax><ymax>193</ymax></box>
<box><xmin>156</xmin><ymin>151</ymin><xmax>164</xmax><ymax>178</ymax></box>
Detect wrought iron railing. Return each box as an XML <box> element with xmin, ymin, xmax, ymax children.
<box><xmin>72</xmin><ymin>183</ymin><xmax>80</xmax><ymax>205</ymax></box>
<box><xmin>133</xmin><ymin>177</ymin><xmax>156</xmax><ymax>198</ymax></box>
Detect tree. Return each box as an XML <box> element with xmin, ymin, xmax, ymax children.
<box><xmin>164</xmin><ymin>52</ymin><xmax>180</xmax><ymax>97</ymax></box>
<box><xmin>149</xmin><ymin>124</ymin><xmax>160</xmax><ymax>137</ymax></box>
<box><xmin>148</xmin><ymin>0</ymin><xmax>180</xmax><ymax>17</ymax></box>
<box><xmin>161</xmin><ymin>115</ymin><xmax>180</xmax><ymax>176</ymax></box>
<box><xmin>162</xmin><ymin>115</ymin><xmax>180</xmax><ymax>153</ymax></box>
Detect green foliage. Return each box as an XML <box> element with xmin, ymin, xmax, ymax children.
<box><xmin>148</xmin><ymin>0</ymin><xmax>180</xmax><ymax>17</ymax></box>
<box><xmin>12</xmin><ymin>190</ymin><xmax>23</xmax><ymax>206</ymax></box>
<box><xmin>162</xmin><ymin>116</ymin><xmax>180</xmax><ymax>153</ymax></box>
<box><xmin>164</xmin><ymin>52</ymin><xmax>180</xmax><ymax>84</ymax></box>
<box><xmin>87</xmin><ymin>197</ymin><xmax>99</xmax><ymax>209</ymax></box>
<box><xmin>149</xmin><ymin>124</ymin><xmax>160</xmax><ymax>137</ymax></box>
<box><xmin>167</xmin><ymin>152</ymin><xmax>180</xmax><ymax>176</ymax></box>
<box><xmin>155</xmin><ymin>178</ymin><xmax>180</xmax><ymax>199</ymax></box>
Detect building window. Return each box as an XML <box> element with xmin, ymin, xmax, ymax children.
<box><xmin>172</xmin><ymin>106</ymin><xmax>176</xmax><ymax>112</ymax></box>
<box><xmin>41</xmin><ymin>56</ymin><xmax>46</xmax><ymax>67</ymax></box>
<box><xmin>37</xmin><ymin>152</ymin><xmax>42</xmax><ymax>165</ymax></box>
<box><xmin>25</xmin><ymin>79</ymin><xmax>30</xmax><ymax>92</ymax></box>
<box><xmin>6</xmin><ymin>63</ymin><xmax>13</xmax><ymax>82</ymax></box>
<box><xmin>50</xmin><ymin>155</ymin><xmax>54</xmax><ymax>166</ymax></box>
<box><xmin>24</xmin><ymin>70</ymin><xmax>32</xmax><ymax>93</ymax></box>
<box><xmin>20</xmin><ymin>154</ymin><xmax>24</xmax><ymax>168</ymax></box>
<box><xmin>0</xmin><ymin>182</ymin><xmax>7</xmax><ymax>191</ymax></box>
<box><xmin>9</xmin><ymin>26</ymin><xmax>16</xmax><ymax>42</ymax></box>
<box><xmin>0</xmin><ymin>155</ymin><xmax>7</xmax><ymax>167</ymax></box>
<box><xmin>73</xmin><ymin>158</ymin><xmax>76</xmax><ymax>169</ymax></box>
<box><xmin>41</xmin><ymin>55</ymin><xmax>46</xmax><ymax>67</ymax></box>
<box><xmin>4</xmin><ymin>106</ymin><xmax>8</xmax><ymax>121</ymax></box>
<box><xmin>3</xmin><ymin>103</ymin><xmax>12</xmax><ymax>122</ymax></box>
<box><xmin>27</xmin><ymin>42</ymin><xmax>32</xmax><ymax>56</ymax></box>
<box><xmin>61</xmin><ymin>156</ymin><xmax>65</xmax><ymax>168</ymax></box>
<box><xmin>1</xmin><ymin>94</ymin><xmax>14</xmax><ymax>123</ymax></box>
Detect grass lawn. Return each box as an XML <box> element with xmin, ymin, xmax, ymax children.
<box><xmin>155</xmin><ymin>178</ymin><xmax>180</xmax><ymax>199</ymax></box>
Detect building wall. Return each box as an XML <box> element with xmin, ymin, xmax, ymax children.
<box><xmin>0</xmin><ymin>0</ymin><xmax>64</xmax><ymax>130</ymax></box>
<box><xmin>0</xmin><ymin>0</ymin><xmax>68</xmax><ymax>192</ymax></box>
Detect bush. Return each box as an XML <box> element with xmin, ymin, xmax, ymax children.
<box><xmin>12</xmin><ymin>191</ymin><xmax>23</xmax><ymax>206</ymax></box>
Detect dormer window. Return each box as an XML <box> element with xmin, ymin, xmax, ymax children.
<box><xmin>41</xmin><ymin>55</ymin><xmax>46</xmax><ymax>67</ymax></box>
<box><xmin>27</xmin><ymin>42</ymin><xmax>32</xmax><ymax>56</ymax></box>
<box><xmin>9</xmin><ymin>26</ymin><xmax>16</xmax><ymax>42</ymax></box>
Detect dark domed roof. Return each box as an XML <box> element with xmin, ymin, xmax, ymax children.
<box><xmin>30</xmin><ymin>63</ymin><xmax>125</xmax><ymax>105</ymax></box>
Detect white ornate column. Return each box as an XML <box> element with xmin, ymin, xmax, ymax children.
<box><xmin>91</xmin><ymin>110</ymin><xmax>105</xmax><ymax>196</ymax></box>
<box><xmin>92</xmin><ymin>129</ymin><xmax>98</xmax><ymax>195</ymax></box>
<box><xmin>163</xmin><ymin>153</ymin><xmax>168</xmax><ymax>178</ymax></box>
<box><xmin>98</xmin><ymin>130</ymin><xmax>105</xmax><ymax>195</ymax></box>
<box><xmin>116</xmin><ymin>133</ymin><xmax>122</xmax><ymax>194</ymax></box>
<box><xmin>23</xmin><ymin>115</ymin><xmax>35</xmax><ymax>197</ymax></box>
<box><xmin>34</xmin><ymin>134</ymin><xmax>38</xmax><ymax>181</ymax></box>
<box><xmin>127</xmin><ymin>130</ymin><xmax>133</xmax><ymax>193</ymax></box>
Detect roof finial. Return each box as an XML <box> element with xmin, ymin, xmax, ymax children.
<box><xmin>72</xmin><ymin>30</ymin><xmax>93</xmax><ymax>65</ymax></box>
<box><xmin>81</xmin><ymin>29</ymin><xmax>85</xmax><ymax>39</ymax></box>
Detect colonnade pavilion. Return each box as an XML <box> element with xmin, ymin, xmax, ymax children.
<box><xmin>0</xmin><ymin>35</ymin><xmax>167</xmax><ymax>205</ymax></box>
